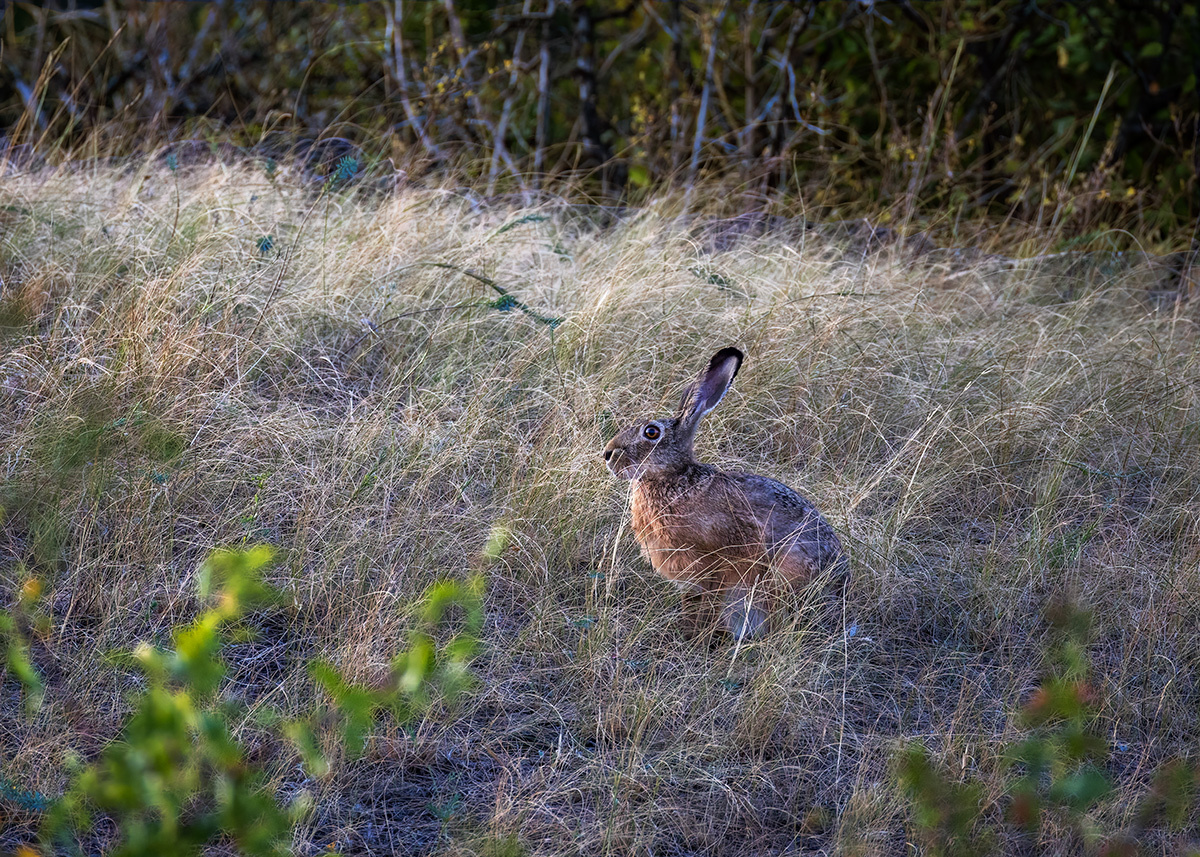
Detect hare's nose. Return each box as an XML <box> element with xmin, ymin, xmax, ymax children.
<box><xmin>603</xmin><ymin>448</ymin><xmax>614</xmax><ymax>461</ymax></box>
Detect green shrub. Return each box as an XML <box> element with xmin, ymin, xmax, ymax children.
<box><xmin>895</xmin><ymin>600</ymin><xmax>1198</xmax><ymax>852</ymax></box>
<box><xmin>0</xmin><ymin>546</ymin><xmax>485</xmax><ymax>855</ymax></box>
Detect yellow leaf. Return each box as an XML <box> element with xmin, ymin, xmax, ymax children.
<box><xmin>21</xmin><ymin>578</ymin><xmax>42</xmax><ymax>602</ymax></box>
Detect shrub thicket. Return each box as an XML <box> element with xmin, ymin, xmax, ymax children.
<box><xmin>3</xmin><ymin>1</ymin><xmax>1197</xmax><ymax>242</ymax></box>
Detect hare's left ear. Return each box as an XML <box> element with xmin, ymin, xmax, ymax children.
<box><xmin>676</xmin><ymin>347</ymin><xmax>744</xmax><ymax>434</ymax></box>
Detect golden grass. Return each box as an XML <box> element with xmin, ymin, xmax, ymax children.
<box><xmin>1</xmin><ymin>158</ymin><xmax>1198</xmax><ymax>854</ymax></box>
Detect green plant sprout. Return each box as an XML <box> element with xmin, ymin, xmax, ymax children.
<box><xmin>45</xmin><ymin>547</ymin><xmax>292</xmax><ymax>857</ymax></box>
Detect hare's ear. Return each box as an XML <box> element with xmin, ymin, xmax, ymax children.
<box><xmin>676</xmin><ymin>347</ymin><xmax>744</xmax><ymax>433</ymax></box>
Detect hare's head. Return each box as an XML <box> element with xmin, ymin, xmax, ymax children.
<box><xmin>603</xmin><ymin>347</ymin><xmax>743</xmax><ymax>481</ymax></box>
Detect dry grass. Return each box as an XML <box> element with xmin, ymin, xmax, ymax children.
<box><xmin>1</xmin><ymin>158</ymin><xmax>1199</xmax><ymax>855</ymax></box>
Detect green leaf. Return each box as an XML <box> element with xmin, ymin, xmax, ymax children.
<box><xmin>47</xmin><ymin>549</ymin><xmax>293</xmax><ymax>857</ymax></box>
<box><xmin>285</xmin><ymin>720</ymin><xmax>330</xmax><ymax>778</ymax></box>
<box><xmin>398</xmin><ymin>637</ymin><xmax>435</xmax><ymax>695</ymax></box>
<box><xmin>0</xmin><ymin>613</ymin><xmax>44</xmax><ymax>713</ymax></box>
<box><xmin>171</xmin><ymin>613</ymin><xmax>225</xmax><ymax>695</ymax></box>
<box><xmin>309</xmin><ymin>660</ymin><xmax>380</xmax><ymax>759</ymax></box>
<box><xmin>483</xmin><ymin>524</ymin><xmax>511</xmax><ymax>561</ymax></box>
<box><xmin>493</xmin><ymin>213</ymin><xmax>551</xmax><ymax>235</ymax></box>
<box><xmin>1050</xmin><ymin>767</ymin><xmax>1111</xmax><ymax>810</ymax></box>
<box><xmin>197</xmin><ymin>545</ymin><xmax>276</xmax><ymax>613</ymax></box>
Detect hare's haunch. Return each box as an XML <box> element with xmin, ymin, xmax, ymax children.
<box><xmin>603</xmin><ymin>347</ymin><xmax>844</xmax><ymax>638</ymax></box>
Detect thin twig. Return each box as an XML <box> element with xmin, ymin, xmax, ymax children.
<box><xmin>687</xmin><ymin>0</ymin><xmax>731</xmax><ymax>203</ymax></box>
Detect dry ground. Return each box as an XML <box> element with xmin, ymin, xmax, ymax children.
<box><xmin>1</xmin><ymin>161</ymin><xmax>1199</xmax><ymax>854</ymax></box>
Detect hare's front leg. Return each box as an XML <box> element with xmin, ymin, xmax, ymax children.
<box><xmin>672</xmin><ymin>579</ymin><xmax>721</xmax><ymax>639</ymax></box>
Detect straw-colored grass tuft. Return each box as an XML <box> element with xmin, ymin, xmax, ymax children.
<box><xmin>1</xmin><ymin>160</ymin><xmax>1198</xmax><ymax>854</ymax></box>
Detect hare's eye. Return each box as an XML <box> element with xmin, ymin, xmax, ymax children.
<box><xmin>642</xmin><ymin>424</ymin><xmax>661</xmax><ymax>441</ymax></box>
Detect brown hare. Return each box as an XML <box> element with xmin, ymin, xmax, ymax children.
<box><xmin>603</xmin><ymin>347</ymin><xmax>844</xmax><ymax>638</ymax></box>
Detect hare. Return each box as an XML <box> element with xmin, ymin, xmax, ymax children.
<box><xmin>603</xmin><ymin>347</ymin><xmax>844</xmax><ymax>638</ymax></box>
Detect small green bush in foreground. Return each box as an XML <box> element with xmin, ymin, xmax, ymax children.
<box><xmin>0</xmin><ymin>546</ymin><xmax>484</xmax><ymax>856</ymax></box>
<box><xmin>897</xmin><ymin>601</ymin><xmax>1199</xmax><ymax>855</ymax></box>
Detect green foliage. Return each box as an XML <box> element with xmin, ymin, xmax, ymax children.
<box><xmin>896</xmin><ymin>744</ymin><xmax>992</xmax><ymax>856</ymax></box>
<box><xmin>45</xmin><ymin>546</ymin><xmax>292</xmax><ymax>857</ymax></box>
<box><xmin>482</xmin><ymin>524</ymin><xmax>512</xmax><ymax>562</ymax></box>
<box><xmin>4</xmin><ymin>1</ymin><xmax>1194</xmax><ymax>239</ymax></box>
<box><xmin>301</xmin><ymin>573</ymin><xmax>485</xmax><ymax>764</ymax></box>
<box><xmin>325</xmin><ymin>156</ymin><xmax>360</xmax><ymax>192</ymax></box>
<box><xmin>417</xmin><ymin>262</ymin><xmax>564</xmax><ymax>329</ymax></box>
<box><xmin>895</xmin><ymin>601</ymin><xmax>1177</xmax><ymax>850</ymax></box>
<box><xmin>492</xmin><ymin>214</ymin><xmax>551</xmax><ymax>236</ymax></box>
<box><xmin>0</xmin><ymin>575</ymin><xmax>46</xmax><ymax>715</ymax></box>
<box><xmin>1007</xmin><ymin>603</ymin><xmax>1112</xmax><ymax>832</ymax></box>
<box><xmin>488</xmin><ymin>293</ymin><xmax>520</xmax><ymax>313</ymax></box>
<box><xmin>0</xmin><ymin>573</ymin><xmax>53</xmax><ymax>816</ymax></box>
<box><xmin>1134</xmin><ymin>760</ymin><xmax>1200</xmax><ymax>833</ymax></box>
<box><xmin>689</xmin><ymin>265</ymin><xmax>746</xmax><ymax>299</ymax></box>
<box><xmin>0</xmin><ymin>775</ymin><xmax>50</xmax><ymax>814</ymax></box>
<box><xmin>31</xmin><ymin>401</ymin><xmax>186</xmax><ymax>481</ymax></box>
<box><xmin>0</xmin><ymin>545</ymin><xmax>487</xmax><ymax>855</ymax></box>
<box><xmin>42</xmin><ymin>405</ymin><xmax>121</xmax><ymax>474</ymax></box>
<box><xmin>4</xmin><ymin>400</ymin><xmax>189</xmax><ymax>574</ymax></box>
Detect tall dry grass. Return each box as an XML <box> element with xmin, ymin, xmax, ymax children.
<box><xmin>1</xmin><ymin>158</ymin><xmax>1198</xmax><ymax>854</ymax></box>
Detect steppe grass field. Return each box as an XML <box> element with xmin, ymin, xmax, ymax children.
<box><xmin>1</xmin><ymin>158</ymin><xmax>1199</xmax><ymax>854</ymax></box>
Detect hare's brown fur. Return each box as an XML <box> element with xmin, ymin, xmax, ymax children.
<box><xmin>604</xmin><ymin>347</ymin><xmax>843</xmax><ymax>636</ymax></box>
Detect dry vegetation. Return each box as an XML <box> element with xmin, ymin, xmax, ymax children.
<box><xmin>1</xmin><ymin>158</ymin><xmax>1199</xmax><ymax>854</ymax></box>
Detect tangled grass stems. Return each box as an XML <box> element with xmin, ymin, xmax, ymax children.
<box><xmin>0</xmin><ymin>159</ymin><xmax>1198</xmax><ymax>854</ymax></box>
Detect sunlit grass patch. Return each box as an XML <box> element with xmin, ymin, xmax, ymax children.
<box><xmin>1</xmin><ymin>160</ymin><xmax>1198</xmax><ymax>853</ymax></box>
